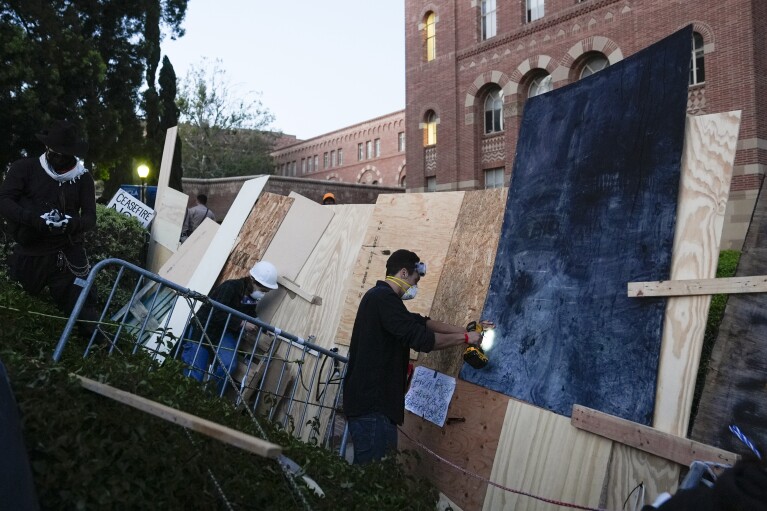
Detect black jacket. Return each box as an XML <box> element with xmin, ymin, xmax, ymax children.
<box><xmin>193</xmin><ymin>278</ymin><xmax>258</xmax><ymax>345</ymax></box>
<box><xmin>0</xmin><ymin>157</ymin><xmax>96</xmax><ymax>254</ymax></box>
<box><xmin>343</xmin><ymin>280</ymin><xmax>436</xmax><ymax>425</ymax></box>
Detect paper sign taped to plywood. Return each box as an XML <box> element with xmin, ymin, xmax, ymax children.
<box><xmin>405</xmin><ymin>366</ymin><xmax>456</xmax><ymax>427</ymax></box>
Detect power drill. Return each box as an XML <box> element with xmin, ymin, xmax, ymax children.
<box><xmin>463</xmin><ymin>321</ymin><xmax>489</xmax><ymax>369</ymax></box>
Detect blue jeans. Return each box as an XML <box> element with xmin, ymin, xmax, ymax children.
<box><xmin>180</xmin><ymin>325</ymin><xmax>239</xmax><ymax>394</ymax></box>
<box><xmin>347</xmin><ymin>412</ymin><xmax>398</xmax><ymax>465</ymax></box>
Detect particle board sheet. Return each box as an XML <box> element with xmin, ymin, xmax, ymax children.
<box><xmin>418</xmin><ymin>188</ymin><xmax>508</xmax><ymax>378</ymax></box>
<box><xmin>482</xmin><ymin>400</ymin><xmax>612</xmax><ymax>511</ymax></box>
<box><xmin>335</xmin><ymin>191</ymin><xmax>465</xmax><ymax>346</ymax></box>
<box><xmin>461</xmin><ymin>27</ymin><xmax>693</xmax><ymax>425</ymax></box>
<box><xmin>146</xmin><ymin>187</ymin><xmax>188</xmax><ymax>272</ymax></box>
<box><xmin>216</xmin><ymin>192</ymin><xmax>294</xmax><ymax>284</ymax></box>
<box><xmin>159</xmin><ymin>218</ymin><xmax>219</xmax><ymax>287</ymax></box>
<box><xmin>399</xmin><ymin>379</ymin><xmax>508</xmax><ymax>511</ymax></box>
<box><xmin>652</xmin><ymin>111</ymin><xmax>740</xmax><ymax>436</ymax></box>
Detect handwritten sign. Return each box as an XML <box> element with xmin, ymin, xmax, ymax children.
<box><xmin>404</xmin><ymin>366</ymin><xmax>456</xmax><ymax>427</ymax></box>
<box><xmin>107</xmin><ymin>190</ymin><xmax>155</xmax><ymax>228</ymax></box>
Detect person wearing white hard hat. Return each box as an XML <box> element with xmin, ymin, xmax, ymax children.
<box><xmin>180</xmin><ymin>260</ymin><xmax>279</xmax><ymax>394</ymax></box>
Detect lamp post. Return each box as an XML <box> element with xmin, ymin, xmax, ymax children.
<box><xmin>137</xmin><ymin>164</ymin><xmax>150</xmax><ymax>204</ymax></box>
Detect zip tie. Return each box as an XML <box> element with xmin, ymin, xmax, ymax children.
<box><xmin>729</xmin><ymin>425</ymin><xmax>762</xmax><ymax>459</ymax></box>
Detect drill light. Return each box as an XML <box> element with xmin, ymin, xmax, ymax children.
<box><xmin>481</xmin><ymin>328</ymin><xmax>496</xmax><ymax>351</ymax></box>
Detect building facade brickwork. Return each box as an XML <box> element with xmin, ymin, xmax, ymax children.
<box><xmin>271</xmin><ymin>111</ymin><xmax>408</xmax><ymax>188</ymax></box>
<box><xmin>405</xmin><ymin>0</ymin><xmax>767</xmax><ymax>249</ymax></box>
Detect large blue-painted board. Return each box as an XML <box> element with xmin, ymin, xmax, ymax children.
<box><xmin>460</xmin><ymin>27</ymin><xmax>692</xmax><ymax>425</ymax></box>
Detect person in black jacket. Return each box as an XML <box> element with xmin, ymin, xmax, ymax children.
<box><xmin>0</xmin><ymin>120</ymin><xmax>98</xmax><ymax>339</ymax></box>
<box><xmin>180</xmin><ymin>261</ymin><xmax>279</xmax><ymax>394</ymax></box>
<box><xmin>342</xmin><ymin>249</ymin><xmax>490</xmax><ymax>464</ymax></box>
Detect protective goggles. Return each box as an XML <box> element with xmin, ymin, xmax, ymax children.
<box><xmin>413</xmin><ymin>261</ymin><xmax>427</xmax><ymax>276</ymax></box>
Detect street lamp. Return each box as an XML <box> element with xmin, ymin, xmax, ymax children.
<box><xmin>137</xmin><ymin>164</ymin><xmax>150</xmax><ymax>204</ymax></box>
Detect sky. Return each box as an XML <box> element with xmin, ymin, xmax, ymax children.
<box><xmin>162</xmin><ymin>1</ymin><xmax>406</xmax><ymax>141</ymax></box>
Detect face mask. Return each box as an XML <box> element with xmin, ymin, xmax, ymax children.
<box><xmin>401</xmin><ymin>285</ymin><xmax>418</xmax><ymax>301</ymax></box>
<box><xmin>46</xmin><ymin>150</ymin><xmax>77</xmax><ymax>173</ymax></box>
<box><xmin>250</xmin><ymin>290</ymin><xmax>266</xmax><ymax>301</ymax></box>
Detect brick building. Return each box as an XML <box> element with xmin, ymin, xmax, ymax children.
<box><xmin>271</xmin><ymin>110</ymin><xmax>408</xmax><ymax>188</ymax></box>
<box><xmin>404</xmin><ymin>0</ymin><xmax>767</xmax><ymax>249</ymax></box>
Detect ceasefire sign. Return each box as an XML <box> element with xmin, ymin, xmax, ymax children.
<box><xmin>107</xmin><ymin>190</ymin><xmax>155</xmax><ymax>228</ymax></box>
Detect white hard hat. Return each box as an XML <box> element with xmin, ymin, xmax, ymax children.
<box><xmin>250</xmin><ymin>261</ymin><xmax>279</xmax><ymax>289</ymax></box>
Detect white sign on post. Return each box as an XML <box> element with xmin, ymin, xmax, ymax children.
<box><xmin>107</xmin><ymin>190</ymin><xmax>155</xmax><ymax>228</ymax></box>
<box><xmin>404</xmin><ymin>366</ymin><xmax>456</xmax><ymax>427</ymax></box>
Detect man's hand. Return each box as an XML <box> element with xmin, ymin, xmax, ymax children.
<box><xmin>241</xmin><ymin>320</ymin><xmax>258</xmax><ymax>333</ymax></box>
<box><xmin>466</xmin><ymin>331</ymin><xmax>482</xmax><ymax>345</ymax></box>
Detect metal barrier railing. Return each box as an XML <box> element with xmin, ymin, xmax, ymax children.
<box><xmin>53</xmin><ymin>258</ymin><xmax>349</xmax><ymax>452</ymax></box>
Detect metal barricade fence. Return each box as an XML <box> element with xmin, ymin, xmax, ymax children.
<box><xmin>52</xmin><ymin>258</ymin><xmax>349</xmax><ymax>452</ymax></box>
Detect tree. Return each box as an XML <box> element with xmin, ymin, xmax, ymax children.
<box><xmin>0</xmin><ymin>1</ymin><xmax>188</xmax><ymax>198</ymax></box>
<box><xmin>158</xmin><ymin>56</ymin><xmax>183</xmax><ymax>191</ymax></box>
<box><xmin>177</xmin><ymin>58</ymin><xmax>278</xmax><ymax>178</ymax></box>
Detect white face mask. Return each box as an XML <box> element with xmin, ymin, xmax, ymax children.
<box><xmin>250</xmin><ymin>290</ymin><xmax>266</xmax><ymax>301</ymax></box>
<box><xmin>401</xmin><ymin>285</ymin><xmax>418</xmax><ymax>301</ymax></box>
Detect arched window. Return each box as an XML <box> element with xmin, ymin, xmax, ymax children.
<box><xmin>481</xmin><ymin>0</ymin><xmax>497</xmax><ymax>40</ymax></box>
<box><xmin>690</xmin><ymin>32</ymin><xmax>705</xmax><ymax>85</ymax></box>
<box><xmin>425</xmin><ymin>12</ymin><xmax>436</xmax><ymax>61</ymax></box>
<box><xmin>580</xmin><ymin>54</ymin><xmax>609</xmax><ymax>79</ymax></box>
<box><xmin>424</xmin><ymin>111</ymin><xmax>438</xmax><ymax>146</ymax></box>
<box><xmin>528</xmin><ymin>73</ymin><xmax>552</xmax><ymax>98</ymax></box>
<box><xmin>484</xmin><ymin>88</ymin><xmax>503</xmax><ymax>134</ymax></box>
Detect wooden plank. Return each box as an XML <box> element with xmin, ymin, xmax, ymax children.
<box><xmin>629</xmin><ymin>275</ymin><xmax>766</xmax><ymax>297</ymax></box>
<box><xmin>159</xmin><ymin>218</ymin><xmax>220</xmax><ymax>287</ymax></box>
<box><xmin>482</xmin><ymin>401</ymin><xmax>612</xmax><ymax>511</ymax></box>
<box><xmin>77</xmin><ymin>375</ymin><xmax>282</xmax><ymax>459</ymax></box>
<box><xmin>335</xmin><ymin>192</ymin><xmax>465</xmax><ymax>346</ymax></box>
<box><xmin>571</xmin><ymin>405</ymin><xmax>739</xmax><ymax>467</ymax></box>
<box><xmin>653</xmin><ymin>112</ymin><xmax>740</xmax><ymax>436</ymax></box>
<box><xmin>418</xmin><ymin>188</ymin><xmax>508</xmax><ymax>377</ymax></box>
<box><xmin>604</xmin><ymin>443</ymin><xmax>681</xmax><ymax>510</ymax></box>
<box><xmin>277</xmin><ymin>276</ymin><xmax>322</xmax><ymax>305</ymax></box>
<box><xmin>216</xmin><ymin>192</ymin><xmax>294</xmax><ymax>284</ymax></box>
<box><xmin>146</xmin><ymin>126</ymin><xmax>180</xmax><ymax>271</ymax></box>
<box><xmin>399</xmin><ymin>379</ymin><xmax>508</xmax><ymax>511</ymax></box>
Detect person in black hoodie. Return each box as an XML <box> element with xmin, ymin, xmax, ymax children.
<box><xmin>0</xmin><ymin>120</ymin><xmax>98</xmax><ymax>339</ymax></box>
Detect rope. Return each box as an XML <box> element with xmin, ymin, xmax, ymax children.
<box><xmin>398</xmin><ymin>428</ymin><xmax>609</xmax><ymax>511</ymax></box>
<box><xmin>729</xmin><ymin>424</ymin><xmax>762</xmax><ymax>459</ymax></box>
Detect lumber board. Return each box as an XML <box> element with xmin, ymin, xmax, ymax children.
<box><xmin>482</xmin><ymin>400</ymin><xmax>612</xmax><ymax>511</ymax></box>
<box><xmin>147</xmin><ymin>127</ymin><xmax>182</xmax><ymax>272</ymax></box>
<box><xmin>399</xmin><ymin>379</ymin><xmax>508</xmax><ymax>511</ymax></box>
<box><xmin>418</xmin><ymin>188</ymin><xmax>507</xmax><ymax>377</ymax></box>
<box><xmin>77</xmin><ymin>375</ymin><xmax>282</xmax><ymax>459</ymax></box>
<box><xmin>159</xmin><ymin>217</ymin><xmax>219</xmax><ymax>287</ymax></box>
<box><xmin>335</xmin><ymin>192</ymin><xmax>465</xmax><ymax>346</ymax></box>
<box><xmin>603</xmin><ymin>443</ymin><xmax>681</xmax><ymax>510</ymax></box>
<box><xmin>571</xmin><ymin>405</ymin><xmax>739</xmax><ymax>467</ymax></box>
<box><xmin>216</xmin><ymin>192</ymin><xmax>294</xmax><ymax>284</ymax></box>
<box><xmin>652</xmin><ymin>112</ymin><xmax>740</xmax><ymax>436</ymax></box>
<box><xmin>277</xmin><ymin>276</ymin><xmax>322</xmax><ymax>305</ymax></box>
<box><xmin>629</xmin><ymin>275</ymin><xmax>767</xmax><ymax>297</ymax></box>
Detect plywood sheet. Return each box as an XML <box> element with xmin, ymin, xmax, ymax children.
<box><xmin>335</xmin><ymin>192</ymin><xmax>465</xmax><ymax>346</ymax></box>
<box><xmin>653</xmin><ymin>112</ymin><xmax>740</xmax><ymax>435</ymax></box>
<box><xmin>419</xmin><ymin>188</ymin><xmax>508</xmax><ymax>377</ymax></box>
<box><xmin>482</xmin><ymin>400</ymin><xmax>612</xmax><ymax>511</ymax></box>
<box><xmin>146</xmin><ymin>187</ymin><xmax>188</xmax><ymax>272</ymax></box>
<box><xmin>604</xmin><ymin>444</ymin><xmax>680</xmax><ymax>510</ymax></box>
<box><xmin>216</xmin><ymin>192</ymin><xmax>294</xmax><ymax>284</ymax></box>
<box><xmin>159</xmin><ymin>218</ymin><xmax>219</xmax><ymax>287</ymax></box>
<box><xmin>462</xmin><ymin>27</ymin><xmax>693</xmax><ymax>424</ymax></box>
<box><xmin>399</xmin><ymin>380</ymin><xmax>508</xmax><ymax>511</ymax></box>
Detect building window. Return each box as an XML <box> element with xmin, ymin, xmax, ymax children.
<box><xmin>291</xmin><ymin>161</ymin><xmax>296</xmax><ymax>176</ymax></box>
<box><xmin>425</xmin><ymin>12</ymin><xmax>436</xmax><ymax>61</ymax></box>
<box><xmin>485</xmin><ymin>168</ymin><xmax>504</xmax><ymax>189</ymax></box>
<box><xmin>528</xmin><ymin>73</ymin><xmax>552</xmax><ymax>98</ymax></box>
<box><xmin>323</xmin><ymin>152</ymin><xmax>328</xmax><ymax>169</ymax></box>
<box><xmin>308</xmin><ymin>156</ymin><xmax>313</xmax><ymax>173</ymax></box>
<box><xmin>374</xmin><ymin>138</ymin><xmax>381</xmax><ymax>157</ymax></box>
<box><xmin>484</xmin><ymin>88</ymin><xmax>503</xmax><ymax>134</ymax></box>
<box><xmin>301</xmin><ymin>158</ymin><xmax>306</xmax><ymax>174</ymax></box>
<box><xmin>398</xmin><ymin>132</ymin><xmax>406</xmax><ymax>152</ymax></box>
<box><xmin>526</xmin><ymin>0</ymin><xmax>544</xmax><ymax>22</ymax></box>
<box><xmin>366</xmin><ymin>140</ymin><xmax>373</xmax><ymax>159</ymax></box>
<box><xmin>426</xmin><ymin>176</ymin><xmax>436</xmax><ymax>192</ymax></box>
<box><xmin>424</xmin><ymin>110</ymin><xmax>438</xmax><ymax>146</ymax></box>
<box><xmin>330</xmin><ymin>150</ymin><xmax>336</xmax><ymax>167</ymax></box>
<box><xmin>313</xmin><ymin>155</ymin><xmax>318</xmax><ymax>171</ymax></box>
<box><xmin>690</xmin><ymin>31</ymin><xmax>705</xmax><ymax>85</ymax></box>
<box><xmin>338</xmin><ymin>148</ymin><xmax>343</xmax><ymax>165</ymax></box>
<box><xmin>580</xmin><ymin>54</ymin><xmax>609</xmax><ymax>79</ymax></box>
<box><xmin>481</xmin><ymin>0</ymin><xmax>496</xmax><ymax>40</ymax></box>
<box><xmin>358</xmin><ymin>143</ymin><xmax>364</xmax><ymax>161</ymax></box>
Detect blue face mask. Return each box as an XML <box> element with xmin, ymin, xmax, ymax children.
<box><xmin>250</xmin><ymin>290</ymin><xmax>266</xmax><ymax>301</ymax></box>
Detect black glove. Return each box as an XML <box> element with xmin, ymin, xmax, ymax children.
<box><xmin>64</xmin><ymin>215</ymin><xmax>81</xmax><ymax>234</ymax></box>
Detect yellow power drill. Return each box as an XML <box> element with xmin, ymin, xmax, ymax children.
<box><xmin>463</xmin><ymin>321</ymin><xmax>489</xmax><ymax>369</ymax></box>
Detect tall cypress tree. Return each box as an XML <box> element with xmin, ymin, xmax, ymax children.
<box><xmin>159</xmin><ymin>56</ymin><xmax>183</xmax><ymax>191</ymax></box>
